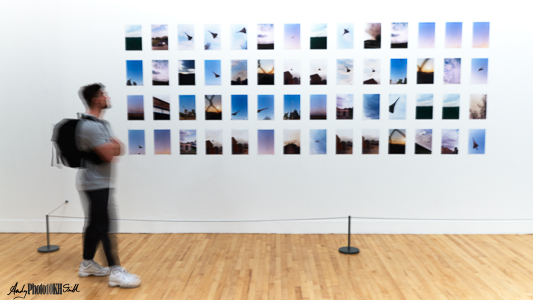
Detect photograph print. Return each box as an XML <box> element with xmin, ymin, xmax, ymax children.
<box><xmin>310</xmin><ymin>130</ymin><xmax>327</xmax><ymax>155</ymax></box>
<box><xmin>232</xmin><ymin>130</ymin><xmax>249</xmax><ymax>155</ymax></box>
<box><xmin>151</xmin><ymin>24</ymin><xmax>168</xmax><ymax>50</ymax></box>
<box><xmin>179</xmin><ymin>95</ymin><xmax>196</xmax><ymax>120</ymax></box>
<box><xmin>283</xmin><ymin>130</ymin><xmax>300</xmax><ymax>155</ymax></box>
<box><xmin>364</xmin><ymin>23</ymin><xmax>381</xmax><ymax>49</ymax></box>
<box><xmin>469</xmin><ymin>129</ymin><xmax>486</xmax><ymax>154</ymax></box>
<box><xmin>363</xmin><ymin>59</ymin><xmax>380</xmax><ymax>84</ymax></box>
<box><xmin>310</xmin><ymin>59</ymin><xmax>327</xmax><ymax>85</ymax></box>
<box><xmin>473</xmin><ymin>22</ymin><xmax>490</xmax><ymax>48</ymax></box>
<box><xmin>469</xmin><ymin>94</ymin><xmax>487</xmax><ymax>119</ymax></box>
<box><xmin>415</xmin><ymin>129</ymin><xmax>432</xmax><ymax>154</ymax></box>
<box><xmin>336</xmin><ymin>129</ymin><xmax>353</xmax><ymax>154</ymax></box>
<box><xmin>445</xmin><ymin>22</ymin><xmax>462</xmax><ymax>48</ymax></box>
<box><xmin>258</xmin><ymin>130</ymin><xmax>274</xmax><ymax>155</ymax></box>
<box><xmin>442</xmin><ymin>94</ymin><xmax>460</xmax><ymax>119</ymax></box>
<box><xmin>152</xmin><ymin>60</ymin><xmax>169</xmax><ymax>86</ymax></box>
<box><xmin>363</xmin><ymin>94</ymin><xmax>380</xmax><ymax>120</ymax></box>
<box><xmin>391</xmin><ymin>22</ymin><xmax>408</xmax><ymax>48</ymax></box>
<box><xmin>471</xmin><ymin>58</ymin><xmax>488</xmax><ymax>84</ymax></box>
<box><xmin>362</xmin><ymin>129</ymin><xmax>379</xmax><ymax>154</ymax></box>
<box><xmin>336</xmin><ymin>59</ymin><xmax>353</xmax><ymax>85</ymax></box>
<box><xmin>205</xmin><ymin>95</ymin><xmax>222</xmax><ymax>120</ymax></box>
<box><xmin>310</xmin><ymin>23</ymin><xmax>327</xmax><ymax>49</ymax></box>
<box><xmin>125</xmin><ymin>25</ymin><xmax>142</xmax><ymax>51</ymax></box>
<box><xmin>284</xmin><ymin>24</ymin><xmax>300</xmax><ymax>50</ymax></box>
<box><xmin>284</xmin><ymin>59</ymin><xmax>301</xmax><ymax>85</ymax></box>
<box><xmin>128</xmin><ymin>130</ymin><xmax>145</xmax><ymax>155</ymax></box>
<box><xmin>337</xmin><ymin>23</ymin><xmax>354</xmax><ymax>49</ymax></box>
<box><xmin>444</xmin><ymin>58</ymin><xmax>461</xmax><ymax>84</ymax></box>
<box><xmin>283</xmin><ymin>95</ymin><xmax>301</xmax><ymax>120</ymax></box>
<box><xmin>389</xmin><ymin>94</ymin><xmax>407</xmax><ymax>120</ymax></box>
<box><xmin>205</xmin><ymin>60</ymin><xmax>221</xmax><ymax>85</ymax></box>
<box><xmin>206</xmin><ymin>129</ymin><xmax>223</xmax><ymax>155</ymax></box>
<box><xmin>126</xmin><ymin>60</ymin><xmax>143</xmax><ymax>86</ymax></box>
<box><xmin>418</xmin><ymin>22</ymin><xmax>435</xmax><ymax>48</ymax></box>
<box><xmin>257</xmin><ymin>24</ymin><xmax>274</xmax><ymax>49</ymax></box>
<box><xmin>257</xmin><ymin>59</ymin><xmax>274</xmax><ymax>85</ymax></box>
<box><xmin>258</xmin><ymin>95</ymin><xmax>274</xmax><ymax>120</ymax></box>
<box><xmin>231</xmin><ymin>95</ymin><xmax>248</xmax><ymax>120</ymax></box>
<box><xmin>310</xmin><ymin>94</ymin><xmax>327</xmax><ymax>120</ymax></box>
<box><xmin>441</xmin><ymin>129</ymin><xmax>459</xmax><ymax>154</ymax></box>
<box><xmin>127</xmin><ymin>95</ymin><xmax>144</xmax><ymax>121</ymax></box>
<box><xmin>178</xmin><ymin>60</ymin><xmax>195</xmax><ymax>85</ymax></box>
<box><xmin>231</xmin><ymin>60</ymin><xmax>248</xmax><ymax>85</ymax></box>
<box><xmin>178</xmin><ymin>24</ymin><xmax>195</xmax><ymax>50</ymax></box>
<box><xmin>417</xmin><ymin>58</ymin><xmax>434</xmax><ymax>84</ymax></box>
<box><xmin>204</xmin><ymin>24</ymin><xmax>221</xmax><ymax>50</ymax></box>
<box><xmin>153</xmin><ymin>95</ymin><xmax>170</xmax><ymax>120</ymax></box>
<box><xmin>180</xmin><ymin>130</ymin><xmax>197</xmax><ymax>155</ymax></box>
<box><xmin>336</xmin><ymin>94</ymin><xmax>353</xmax><ymax>120</ymax></box>
<box><xmin>388</xmin><ymin>129</ymin><xmax>406</xmax><ymax>154</ymax></box>
<box><xmin>416</xmin><ymin>94</ymin><xmax>433</xmax><ymax>120</ymax></box>
<box><xmin>231</xmin><ymin>24</ymin><xmax>248</xmax><ymax>50</ymax></box>
<box><xmin>390</xmin><ymin>59</ymin><xmax>407</xmax><ymax>84</ymax></box>
<box><xmin>154</xmin><ymin>129</ymin><xmax>171</xmax><ymax>155</ymax></box>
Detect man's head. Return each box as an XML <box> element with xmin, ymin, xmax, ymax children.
<box><xmin>80</xmin><ymin>83</ymin><xmax>110</xmax><ymax>109</ymax></box>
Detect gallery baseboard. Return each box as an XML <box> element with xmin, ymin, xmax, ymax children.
<box><xmin>2</xmin><ymin>219</ymin><xmax>533</xmax><ymax>234</ymax></box>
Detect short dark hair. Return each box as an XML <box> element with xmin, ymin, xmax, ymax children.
<box><xmin>80</xmin><ymin>83</ymin><xmax>105</xmax><ymax>107</ymax></box>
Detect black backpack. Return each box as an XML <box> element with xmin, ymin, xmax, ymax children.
<box><xmin>52</xmin><ymin>117</ymin><xmax>102</xmax><ymax>168</ymax></box>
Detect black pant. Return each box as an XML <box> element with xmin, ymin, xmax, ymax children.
<box><xmin>82</xmin><ymin>188</ymin><xmax>119</xmax><ymax>266</ymax></box>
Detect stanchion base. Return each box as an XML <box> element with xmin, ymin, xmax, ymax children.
<box><xmin>38</xmin><ymin>245</ymin><xmax>60</xmax><ymax>253</ymax></box>
<box><xmin>339</xmin><ymin>246</ymin><xmax>359</xmax><ymax>254</ymax></box>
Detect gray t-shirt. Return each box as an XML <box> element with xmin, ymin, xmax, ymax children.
<box><xmin>75</xmin><ymin>114</ymin><xmax>115</xmax><ymax>191</ymax></box>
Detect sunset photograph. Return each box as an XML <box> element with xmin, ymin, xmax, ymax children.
<box><xmin>154</xmin><ymin>129</ymin><xmax>171</xmax><ymax>155</ymax></box>
<box><xmin>388</xmin><ymin>129</ymin><xmax>406</xmax><ymax>154</ymax></box>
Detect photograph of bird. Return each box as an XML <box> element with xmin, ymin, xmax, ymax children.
<box><xmin>316</xmin><ymin>140</ymin><xmax>320</xmax><ymax>143</ymax></box>
<box><xmin>237</xmin><ymin>27</ymin><xmax>246</xmax><ymax>34</ymax></box>
<box><xmin>184</xmin><ymin>32</ymin><xmax>193</xmax><ymax>41</ymax></box>
<box><xmin>389</xmin><ymin>97</ymin><xmax>400</xmax><ymax>113</ymax></box>
<box><xmin>208</xmin><ymin>30</ymin><xmax>218</xmax><ymax>39</ymax></box>
<box><xmin>232</xmin><ymin>110</ymin><xmax>240</xmax><ymax>116</ymax></box>
<box><xmin>478</xmin><ymin>67</ymin><xmax>483</xmax><ymax>72</ymax></box>
<box><xmin>342</xmin><ymin>29</ymin><xmax>349</xmax><ymax>36</ymax></box>
<box><xmin>212</xmin><ymin>71</ymin><xmax>220</xmax><ymax>78</ymax></box>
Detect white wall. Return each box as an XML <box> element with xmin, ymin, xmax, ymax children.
<box><xmin>1</xmin><ymin>0</ymin><xmax>532</xmax><ymax>234</ymax></box>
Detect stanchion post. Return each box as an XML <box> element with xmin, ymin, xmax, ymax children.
<box><xmin>339</xmin><ymin>215</ymin><xmax>359</xmax><ymax>254</ymax></box>
<box><xmin>37</xmin><ymin>214</ymin><xmax>60</xmax><ymax>253</ymax></box>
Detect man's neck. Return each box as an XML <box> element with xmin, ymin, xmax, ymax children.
<box><xmin>87</xmin><ymin>107</ymin><xmax>103</xmax><ymax>119</ymax></box>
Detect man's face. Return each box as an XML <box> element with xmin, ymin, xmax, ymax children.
<box><xmin>94</xmin><ymin>90</ymin><xmax>111</xmax><ymax>109</ymax></box>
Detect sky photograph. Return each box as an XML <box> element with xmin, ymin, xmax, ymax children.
<box><xmin>258</xmin><ymin>95</ymin><xmax>274</xmax><ymax>120</ymax></box>
<box><xmin>364</xmin><ymin>23</ymin><xmax>381</xmax><ymax>48</ymax></box>
<box><xmin>284</xmin><ymin>130</ymin><xmax>300</xmax><ymax>147</ymax></box>
<box><xmin>178</xmin><ymin>24</ymin><xmax>194</xmax><ymax>50</ymax></box>
<box><xmin>389</xmin><ymin>94</ymin><xmax>407</xmax><ymax>120</ymax></box>
<box><xmin>127</xmin><ymin>95</ymin><xmax>144</xmax><ymax>120</ymax></box>
<box><xmin>310</xmin><ymin>59</ymin><xmax>327</xmax><ymax>83</ymax></box>
<box><xmin>204</xmin><ymin>60</ymin><xmax>221</xmax><ymax>85</ymax></box>
<box><xmin>390</xmin><ymin>59</ymin><xmax>407</xmax><ymax>84</ymax></box>
<box><xmin>470</xmin><ymin>94</ymin><xmax>487</xmax><ymax>119</ymax></box>
<box><xmin>417</xmin><ymin>94</ymin><xmax>433</xmax><ymax>107</ymax></box>
<box><xmin>442</xmin><ymin>129</ymin><xmax>459</xmax><ymax>154</ymax></box>
<box><xmin>337</xmin><ymin>94</ymin><xmax>353</xmax><ymax>109</ymax></box>
<box><xmin>128</xmin><ymin>130</ymin><xmax>145</xmax><ymax>155</ymax></box>
<box><xmin>258</xmin><ymin>130</ymin><xmax>274</xmax><ymax>155</ymax></box>
<box><xmin>152</xmin><ymin>60</ymin><xmax>169</xmax><ymax>85</ymax></box>
<box><xmin>126</xmin><ymin>25</ymin><xmax>141</xmax><ymax>37</ymax></box>
<box><xmin>444</xmin><ymin>58</ymin><xmax>461</xmax><ymax>84</ymax></box>
<box><xmin>445</xmin><ymin>22</ymin><xmax>462</xmax><ymax>48</ymax></box>
<box><xmin>258</xmin><ymin>24</ymin><xmax>274</xmax><ymax>49</ymax></box>
<box><xmin>337</xmin><ymin>23</ymin><xmax>354</xmax><ymax>49</ymax></box>
<box><xmin>391</xmin><ymin>22</ymin><xmax>408</xmax><ymax>48</ymax></box>
<box><xmin>443</xmin><ymin>94</ymin><xmax>460</xmax><ymax>107</ymax></box>
<box><xmin>310</xmin><ymin>94</ymin><xmax>327</xmax><ymax>119</ymax></box>
<box><xmin>284</xmin><ymin>95</ymin><xmax>300</xmax><ymax>119</ymax></box>
<box><xmin>126</xmin><ymin>60</ymin><xmax>143</xmax><ymax>86</ymax></box>
<box><xmin>418</xmin><ymin>22</ymin><xmax>435</xmax><ymax>48</ymax></box>
<box><xmin>363</xmin><ymin>94</ymin><xmax>380</xmax><ymax>120</ymax></box>
<box><xmin>284</xmin><ymin>24</ymin><xmax>300</xmax><ymax>50</ymax></box>
<box><xmin>284</xmin><ymin>59</ymin><xmax>301</xmax><ymax>85</ymax></box>
<box><xmin>231</xmin><ymin>95</ymin><xmax>248</xmax><ymax>120</ymax></box>
<box><xmin>204</xmin><ymin>24</ymin><xmax>221</xmax><ymax>50</ymax></box>
<box><xmin>231</xmin><ymin>60</ymin><xmax>247</xmax><ymax>83</ymax></box>
<box><xmin>336</xmin><ymin>59</ymin><xmax>353</xmax><ymax>85</ymax></box>
<box><xmin>310</xmin><ymin>129</ymin><xmax>327</xmax><ymax>155</ymax></box>
<box><xmin>415</xmin><ymin>129</ymin><xmax>432</xmax><ymax>152</ymax></box>
<box><xmin>389</xmin><ymin>129</ymin><xmax>406</xmax><ymax>145</ymax></box>
<box><xmin>205</xmin><ymin>94</ymin><xmax>221</xmax><ymax>116</ymax></box>
<box><xmin>469</xmin><ymin>129</ymin><xmax>486</xmax><ymax>154</ymax></box>
<box><xmin>179</xmin><ymin>95</ymin><xmax>195</xmax><ymax>115</ymax></box>
<box><xmin>154</xmin><ymin>129</ymin><xmax>171</xmax><ymax>155</ymax></box>
<box><xmin>179</xmin><ymin>60</ymin><xmax>195</xmax><ymax>75</ymax></box>
<box><xmin>152</xmin><ymin>24</ymin><xmax>167</xmax><ymax>38</ymax></box>
<box><xmin>473</xmin><ymin>22</ymin><xmax>490</xmax><ymax>48</ymax></box>
<box><xmin>231</xmin><ymin>23</ymin><xmax>247</xmax><ymax>50</ymax></box>
<box><xmin>363</xmin><ymin>59</ymin><xmax>381</xmax><ymax>84</ymax></box>
<box><xmin>471</xmin><ymin>58</ymin><xmax>488</xmax><ymax>84</ymax></box>
<box><xmin>180</xmin><ymin>130</ymin><xmax>196</xmax><ymax>144</ymax></box>
<box><xmin>206</xmin><ymin>130</ymin><xmax>223</xmax><ymax>148</ymax></box>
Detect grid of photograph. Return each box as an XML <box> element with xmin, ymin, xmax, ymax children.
<box><xmin>125</xmin><ymin>22</ymin><xmax>489</xmax><ymax>156</ymax></box>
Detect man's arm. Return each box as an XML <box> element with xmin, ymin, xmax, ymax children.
<box><xmin>93</xmin><ymin>142</ymin><xmax>120</xmax><ymax>162</ymax></box>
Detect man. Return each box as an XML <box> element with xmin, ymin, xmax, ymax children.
<box><xmin>76</xmin><ymin>83</ymin><xmax>141</xmax><ymax>288</ymax></box>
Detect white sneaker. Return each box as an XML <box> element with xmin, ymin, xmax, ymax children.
<box><xmin>78</xmin><ymin>260</ymin><xmax>110</xmax><ymax>277</ymax></box>
<box><xmin>108</xmin><ymin>267</ymin><xmax>141</xmax><ymax>288</ymax></box>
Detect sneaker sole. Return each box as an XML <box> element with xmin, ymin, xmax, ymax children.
<box><xmin>79</xmin><ymin>272</ymin><xmax>110</xmax><ymax>277</ymax></box>
<box><xmin>108</xmin><ymin>282</ymin><xmax>141</xmax><ymax>288</ymax></box>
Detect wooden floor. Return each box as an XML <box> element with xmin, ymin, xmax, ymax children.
<box><xmin>2</xmin><ymin>233</ymin><xmax>533</xmax><ymax>299</ymax></box>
